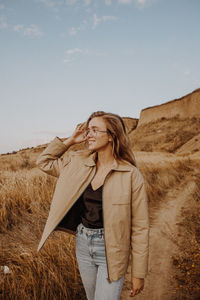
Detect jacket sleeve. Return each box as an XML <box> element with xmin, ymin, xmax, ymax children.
<box><xmin>131</xmin><ymin>168</ymin><xmax>149</xmax><ymax>278</ymax></box>
<box><xmin>36</xmin><ymin>136</ymin><xmax>71</xmax><ymax>178</ymax></box>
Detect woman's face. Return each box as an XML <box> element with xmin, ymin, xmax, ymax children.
<box><xmin>86</xmin><ymin>117</ymin><xmax>112</xmax><ymax>152</ymax></box>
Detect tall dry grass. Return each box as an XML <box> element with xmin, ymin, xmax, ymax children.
<box><xmin>138</xmin><ymin>158</ymin><xmax>196</xmax><ymax>216</ymax></box>
<box><xmin>1</xmin><ymin>152</ymin><xmax>200</xmax><ymax>299</ymax></box>
<box><xmin>0</xmin><ymin>168</ymin><xmax>86</xmax><ymax>300</ymax></box>
<box><xmin>0</xmin><ymin>151</ymin><xmax>37</xmax><ymax>172</ymax></box>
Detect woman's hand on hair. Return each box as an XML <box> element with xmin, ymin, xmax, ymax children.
<box><xmin>130</xmin><ymin>277</ymin><xmax>144</xmax><ymax>297</ymax></box>
<box><xmin>71</xmin><ymin>123</ymin><xmax>87</xmax><ymax>144</ymax></box>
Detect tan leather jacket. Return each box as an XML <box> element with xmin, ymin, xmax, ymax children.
<box><xmin>36</xmin><ymin>137</ymin><xmax>149</xmax><ymax>282</ymax></box>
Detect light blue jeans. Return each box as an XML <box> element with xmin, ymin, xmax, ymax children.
<box><xmin>75</xmin><ymin>223</ymin><xmax>125</xmax><ymax>300</ymax></box>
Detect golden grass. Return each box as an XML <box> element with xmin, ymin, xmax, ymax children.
<box><xmin>138</xmin><ymin>158</ymin><xmax>196</xmax><ymax>215</ymax></box>
<box><xmin>0</xmin><ymin>151</ymin><xmax>37</xmax><ymax>172</ymax></box>
<box><xmin>0</xmin><ymin>169</ymin><xmax>86</xmax><ymax>300</ymax></box>
<box><xmin>1</xmin><ymin>146</ymin><xmax>200</xmax><ymax>299</ymax></box>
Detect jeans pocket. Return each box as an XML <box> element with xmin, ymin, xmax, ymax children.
<box><xmin>76</xmin><ymin>223</ymin><xmax>83</xmax><ymax>235</ymax></box>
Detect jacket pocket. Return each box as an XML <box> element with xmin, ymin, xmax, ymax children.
<box><xmin>112</xmin><ymin>194</ymin><xmax>130</xmax><ymax>205</ymax></box>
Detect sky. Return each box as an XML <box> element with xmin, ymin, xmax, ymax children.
<box><xmin>1</xmin><ymin>0</ymin><xmax>200</xmax><ymax>154</ymax></box>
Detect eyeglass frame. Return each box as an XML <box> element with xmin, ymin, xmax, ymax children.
<box><xmin>85</xmin><ymin>128</ymin><xmax>109</xmax><ymax>137</ymax></box>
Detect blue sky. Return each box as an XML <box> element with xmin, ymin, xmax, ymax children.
<box><xmin>1</xmin><ymin>0</ymin><xmax>200</xmax><ymax>154</ymax></box>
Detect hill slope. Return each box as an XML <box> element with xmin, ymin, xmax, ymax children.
<box><xmin>138</xmin><ymin>88</ymin><xmax>200</xmax><ymax>126</ymax></box>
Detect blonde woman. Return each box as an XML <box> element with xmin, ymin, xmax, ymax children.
<box><xmin>36</xmin><ymin>111</ymin><xmax>149</xmax><ymax>300</ymax></box>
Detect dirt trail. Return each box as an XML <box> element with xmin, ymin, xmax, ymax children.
<box><xmin>120</xmin><ymin>177</ymin><xmax>196</xmax><ymax>300</ymax></box>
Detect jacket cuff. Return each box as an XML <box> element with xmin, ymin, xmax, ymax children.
<box><xmin>44</xmin><ymin>136</ymin><xmax>68</xmax><ymax>155</ymax></box>
<box><xmin>131</xmin><ymin>270</ymin><xmax>148</xmax><ymax>279</ymax></box>
<box><xmin>36</xmin><ymin>136</ymin><xmax>69</xmax><ymax>166</ymax></box>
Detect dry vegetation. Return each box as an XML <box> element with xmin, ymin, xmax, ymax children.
<box><xmin>138</xmin><ymin>158</ymin><xmax>197</xmax><ymax>218</ymax></box>
<box><xmin>171</xmin><ymin>180</ymin><xmax>200</xmax><ymax>300</ymax></box>
<box><xmin>1</xmin><ymin>115</ymin><xmax>200</xmax><ymax>299</ymax></box>
<box><xmin>0</xmin><ymin>169</ymin><xmax>86</xmax><ymax>300</ymax></box>
<box><xmin>130</xmin><ymin>116</ymin><xmax>200</xmax><ymax>153</ymax></box>
<box><xmin>140</xmin><ymin>159</ymin><xmax>200</xmax><ymax>299</ymax></box>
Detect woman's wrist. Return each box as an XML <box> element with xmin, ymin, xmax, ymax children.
<box><xmin>63</xmin><ymin>136</ymin><xmax>75</xmax><ymax>147</ymax></box>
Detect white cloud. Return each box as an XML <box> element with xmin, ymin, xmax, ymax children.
<box><xmin>66</xmin><ymin>47</ymin><xmax>87</xmax><ymax>55</ymax></box>
<box><xmin>0</xmin><ymin>15</ymin><xmax>44</xmax><ymax>38</ymax></box>
<box><xmin>69</xmin><ymin>27</ymin><xmax>78</xmax><ymax>35</ymax></box>
<box><xmin>93</xmin><ymin>14</ymin><xmax>100</xmax><ymax>27</ymax></box>
<box><xmin>64</xmin><ymin>47</ymin><xmax>89</xmax><ymax>63</ymax></box>
<box><xmin>118</xmin><ymin>0</ymin><xmax>132</xmax><ymax>4</ymax></box>
<box><xmin>12</xmin><ymin>24</ymin><xmax>44</xmax><ymax>37</ymax></box>
<box><xmin>93</xmin><ymin>14</ymin><xmax>117</xmax><ymax>28</ymax></box>
<box><xmin>105</xmin><ymin>0</ymin><xmax>112</xmax><ymax>5</ymax></box>
<box><xmin>0</xmin><ymin>15</ymin><xmax>8</xmax><ymax>29</ymax></box>
<box><xmin>68</xmin><ymin>19</ymin><xmax>88</xmax><ymax>36</ymax></box>
<box><xmin>24</xmin><ymin>24</ymin><xmax>44</xmax><ymax>37</ymax></box>
<box><xmin>134</xmin><ymin>0</ymin><xmax>156</xmax><ymax>8</ymax></box>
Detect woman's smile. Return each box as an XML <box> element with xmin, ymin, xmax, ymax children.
<box><xmin>88</xmin><ymin>139</ymin><xmax>96</xmax><ymax>145</ymax></box>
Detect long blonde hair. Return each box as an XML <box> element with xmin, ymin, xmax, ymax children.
<box><xmin>86</xmin><ymin>111</ymin><xmax>136</xmax><ymax>167</ymax></box>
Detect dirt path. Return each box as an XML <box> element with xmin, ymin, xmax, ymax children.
<box><xmin>120</xmin><ymin>180</ymin><xmax>196</xmax><ymax>300</ymax></box>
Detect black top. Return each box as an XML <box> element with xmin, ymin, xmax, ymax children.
<box><xmin>81</xmin><ymin>183</ymin><xmax>104</xmax><ymax>228</ymax></box>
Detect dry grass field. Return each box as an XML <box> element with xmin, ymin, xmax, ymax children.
<box><xmin>1</xmin><ymin>115</ymin><xmax>200</xmax><ymax>300</ymax></box>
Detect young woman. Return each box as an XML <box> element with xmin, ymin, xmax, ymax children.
<box><xmin>36</xmin><ymin>111</ymin><xmax>149</xmax><ymax>300</ymax></box>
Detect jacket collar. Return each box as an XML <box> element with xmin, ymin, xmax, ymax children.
<box><xmin>84</xmin><ymin>152</ymin><xmax>132</xmax><ymax>172</ymax></box>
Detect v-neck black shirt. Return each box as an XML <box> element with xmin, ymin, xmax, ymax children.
<box><xmin>81</xmin><ymin>183</ymin><xmax>104</xmax><ymax>229</ymax></box>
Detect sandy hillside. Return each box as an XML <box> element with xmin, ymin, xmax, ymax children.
<box><xmin>138</xmin><ymin>88</ymin><xmax>200</xmax><ymax>126</ymax></box>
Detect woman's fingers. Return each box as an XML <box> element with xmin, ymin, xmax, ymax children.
<box><xmin>130</xmin><ymin>287</ymin><xmax>143</xmax><ymax>297</ymax></box>
<box><xmin>72</xmin><ymin>122</ymin><xmax>87</xmax><ymax>143</ymax></box>
<box><xmin>76</xmin><ymin>123</ymin><xmax>86</xmax><ymax>132</ymax></box>
<box><xmin>74</xmin><ymin>124</ymin><xmax>83</xmax><ymax>134</ymax></box>
<box><xmin>130</xmin><ymin>278</ymin><xmax>144</xmax><ymax>297</ymax></box>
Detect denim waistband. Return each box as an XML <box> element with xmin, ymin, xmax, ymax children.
<box><xmin>77</xmin><ymin>223</ymin><xmax>104</xmax><ymax>236</ymax></box>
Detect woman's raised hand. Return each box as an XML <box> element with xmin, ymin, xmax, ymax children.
<box><xmin>71</xmin><ymin>123</ymin><xmax>87</xmax><ymax>144</ymax></box>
